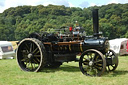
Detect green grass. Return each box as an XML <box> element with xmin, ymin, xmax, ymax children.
<box><xmin>0</xmin><ymin>56</ymin><xmax>128</xmax><ymax>85</ymax></box>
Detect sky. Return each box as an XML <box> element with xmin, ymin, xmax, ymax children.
<box><xmin>0</xmin><ymin>0</ymin><xmax>128</xmax><ymax>13</ymax></box>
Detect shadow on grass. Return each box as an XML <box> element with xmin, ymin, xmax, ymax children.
<box><xmin>40</xmin><ymin>63</ymin><xmax>128</xmax><ymax>77</ymax></box>
<box><xmin>104</xmin><ymin>70</ymin><xmax>128</xmax><ymax>77</ymax></box>
<box><xmin>41</xmin><ymin>66</ymin><xmax>128</xmax><ymax>77</ymax></box>
<box><xmin>41</xmin><ymin>65</ymin><xmax>80</xmax><ymax>73</ymax></box>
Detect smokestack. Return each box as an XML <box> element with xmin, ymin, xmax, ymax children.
<box><xmin>92</xmin><ymin>9</ymin><xmax>99</xmax><ymax>37</ymax></box>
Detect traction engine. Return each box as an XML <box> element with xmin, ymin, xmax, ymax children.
<box><xmin>16</xmin><ymin>9</ymin><xmax>118</xmax><ymax>76</ymax></box>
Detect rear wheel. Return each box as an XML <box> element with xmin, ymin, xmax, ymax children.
<box><xmin>16</xmin><ymin>38</ymin><xmax>46</xmax><ymax>72</ymax></box>
<box><xmin>79</xmin><ymin>49</ymin><xmax>106</xmax><ymax>76</ymax></box>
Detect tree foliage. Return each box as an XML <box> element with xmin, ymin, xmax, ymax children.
<box><xmin>0</xmin><ymin>3</ymin><xmax>128</xmax><ymax>40</ymax></box>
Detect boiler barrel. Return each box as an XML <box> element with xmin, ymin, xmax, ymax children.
<box><xmin>70</xmin><ymin>38</ymin><xmax>109</xmax><ymax>54</ymax></box>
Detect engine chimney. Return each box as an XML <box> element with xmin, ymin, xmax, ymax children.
<box><xmin>92</xmin><ymin>9</ymin><xmax>99</xmax><ymax>37</ymax></box>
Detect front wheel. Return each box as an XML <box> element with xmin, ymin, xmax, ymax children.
<box><xmin>79</xmin><ymin>49</ymin><xmax>106</xmax><ymax>76</ymax></box>
<box><xmin>105</xmin><ymin>49</ymin><xmax>118</xmax><ymax>71</ymax></box>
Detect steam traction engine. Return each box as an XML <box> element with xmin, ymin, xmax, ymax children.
<box><xmin>16</xmin><ymin>9</ymin><xmax>118</xmax><ymax>76</ymax></box>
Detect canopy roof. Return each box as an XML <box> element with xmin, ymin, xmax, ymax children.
<box><xmin>109</xmin><ymin>38</ymin><xmax>128</xmax><ymax>53</ymax></box>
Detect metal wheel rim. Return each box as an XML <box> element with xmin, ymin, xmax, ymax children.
<box><xmin>79</xmin><ymin>49</ymin><xmax>106</xmax><ymax>76</ymax></box>
<box><xmin>16</xmin><ymin>38</ymin><xmax>43</xmax><ymax>72</ymax></box>
<box><xmin>29</xmin><ymin>33</ymin><xmax>41</xmax><ymax>40</ymax></box>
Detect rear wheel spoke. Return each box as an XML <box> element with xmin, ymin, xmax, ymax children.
<box><xmin>32</xmin><ymin>47</ymin><xmax>38</xmax><ymax>54</ymax></box>
<box><xmin>96</xmin><ymin>64</ymin><xmax>102</xmax><ymax>67</ymax></box>
<box><xmin>94</xmin><ymin>60</ymin><xmax>102</xmax><ymax>63</ymax></box>
<box><xmin>33</xmin><ymin>59</ymin><xmax>39</xmax><ymax>64</ymax></box>
<box><xmin>21</xmin><ymin>58</ymin><xmax>28</xmax><ymax>62</ymax></box>
<box><xmin>25</xmin><ymin>43</ymin><xmax>30</xmax><ymax>53</ymax></box>
<box><xmin>33</xmin><ymin>55</ymin><xmax>41</xmax><ymax>57</ymax></box>
<box><xmin>35</xmin><ymin>58</ymin><xmax>40</xmax><ymax>62</ymax></box>
<box><xmin>35</xmin><ymin>51</ymin><xmax>40</xmax><ymax>55</ymax></box>
<box><xmin>94</xmin><ymin>65</ymin><xmax>102</xmax><ymax>71</ymax></box>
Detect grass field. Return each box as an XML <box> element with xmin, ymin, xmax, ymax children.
<box><xmin>1</xmin><ymin>41</ymin><xmax>128</xmax><ymax>85</ymax></box>
<box><xmin>0</xmin><ymin>56</ymin><xmax>128</xmax><ymax>85</ymax></box>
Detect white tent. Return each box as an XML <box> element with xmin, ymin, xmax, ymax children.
<box><xmin>0</xmin><ymin>41</ymin><xmax>15</xmax><ymax>59</ymax></box>
<box><xmin>109</xmin><ymin>38</ymin><xmax>128</xmax><ymax>55</ymax></box>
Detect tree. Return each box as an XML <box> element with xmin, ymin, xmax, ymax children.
<box><xmin>0</xmin><ymin>4</ymin><xmax>128</xmax><ymax>41</ymax></box>
<box><xmin>0</xmin><ymin>25</ymin><xmax>9</xmax><ymax>40</ymax></box>
<box><xmin>40</xmin><ymin>23</ymin><xmax>57</xmax><ymax>32</ymax></box>
<box><xmin>125</xmin><ymin>32</ymin><xmax>128</xmax><ymax>38</ymax></box>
